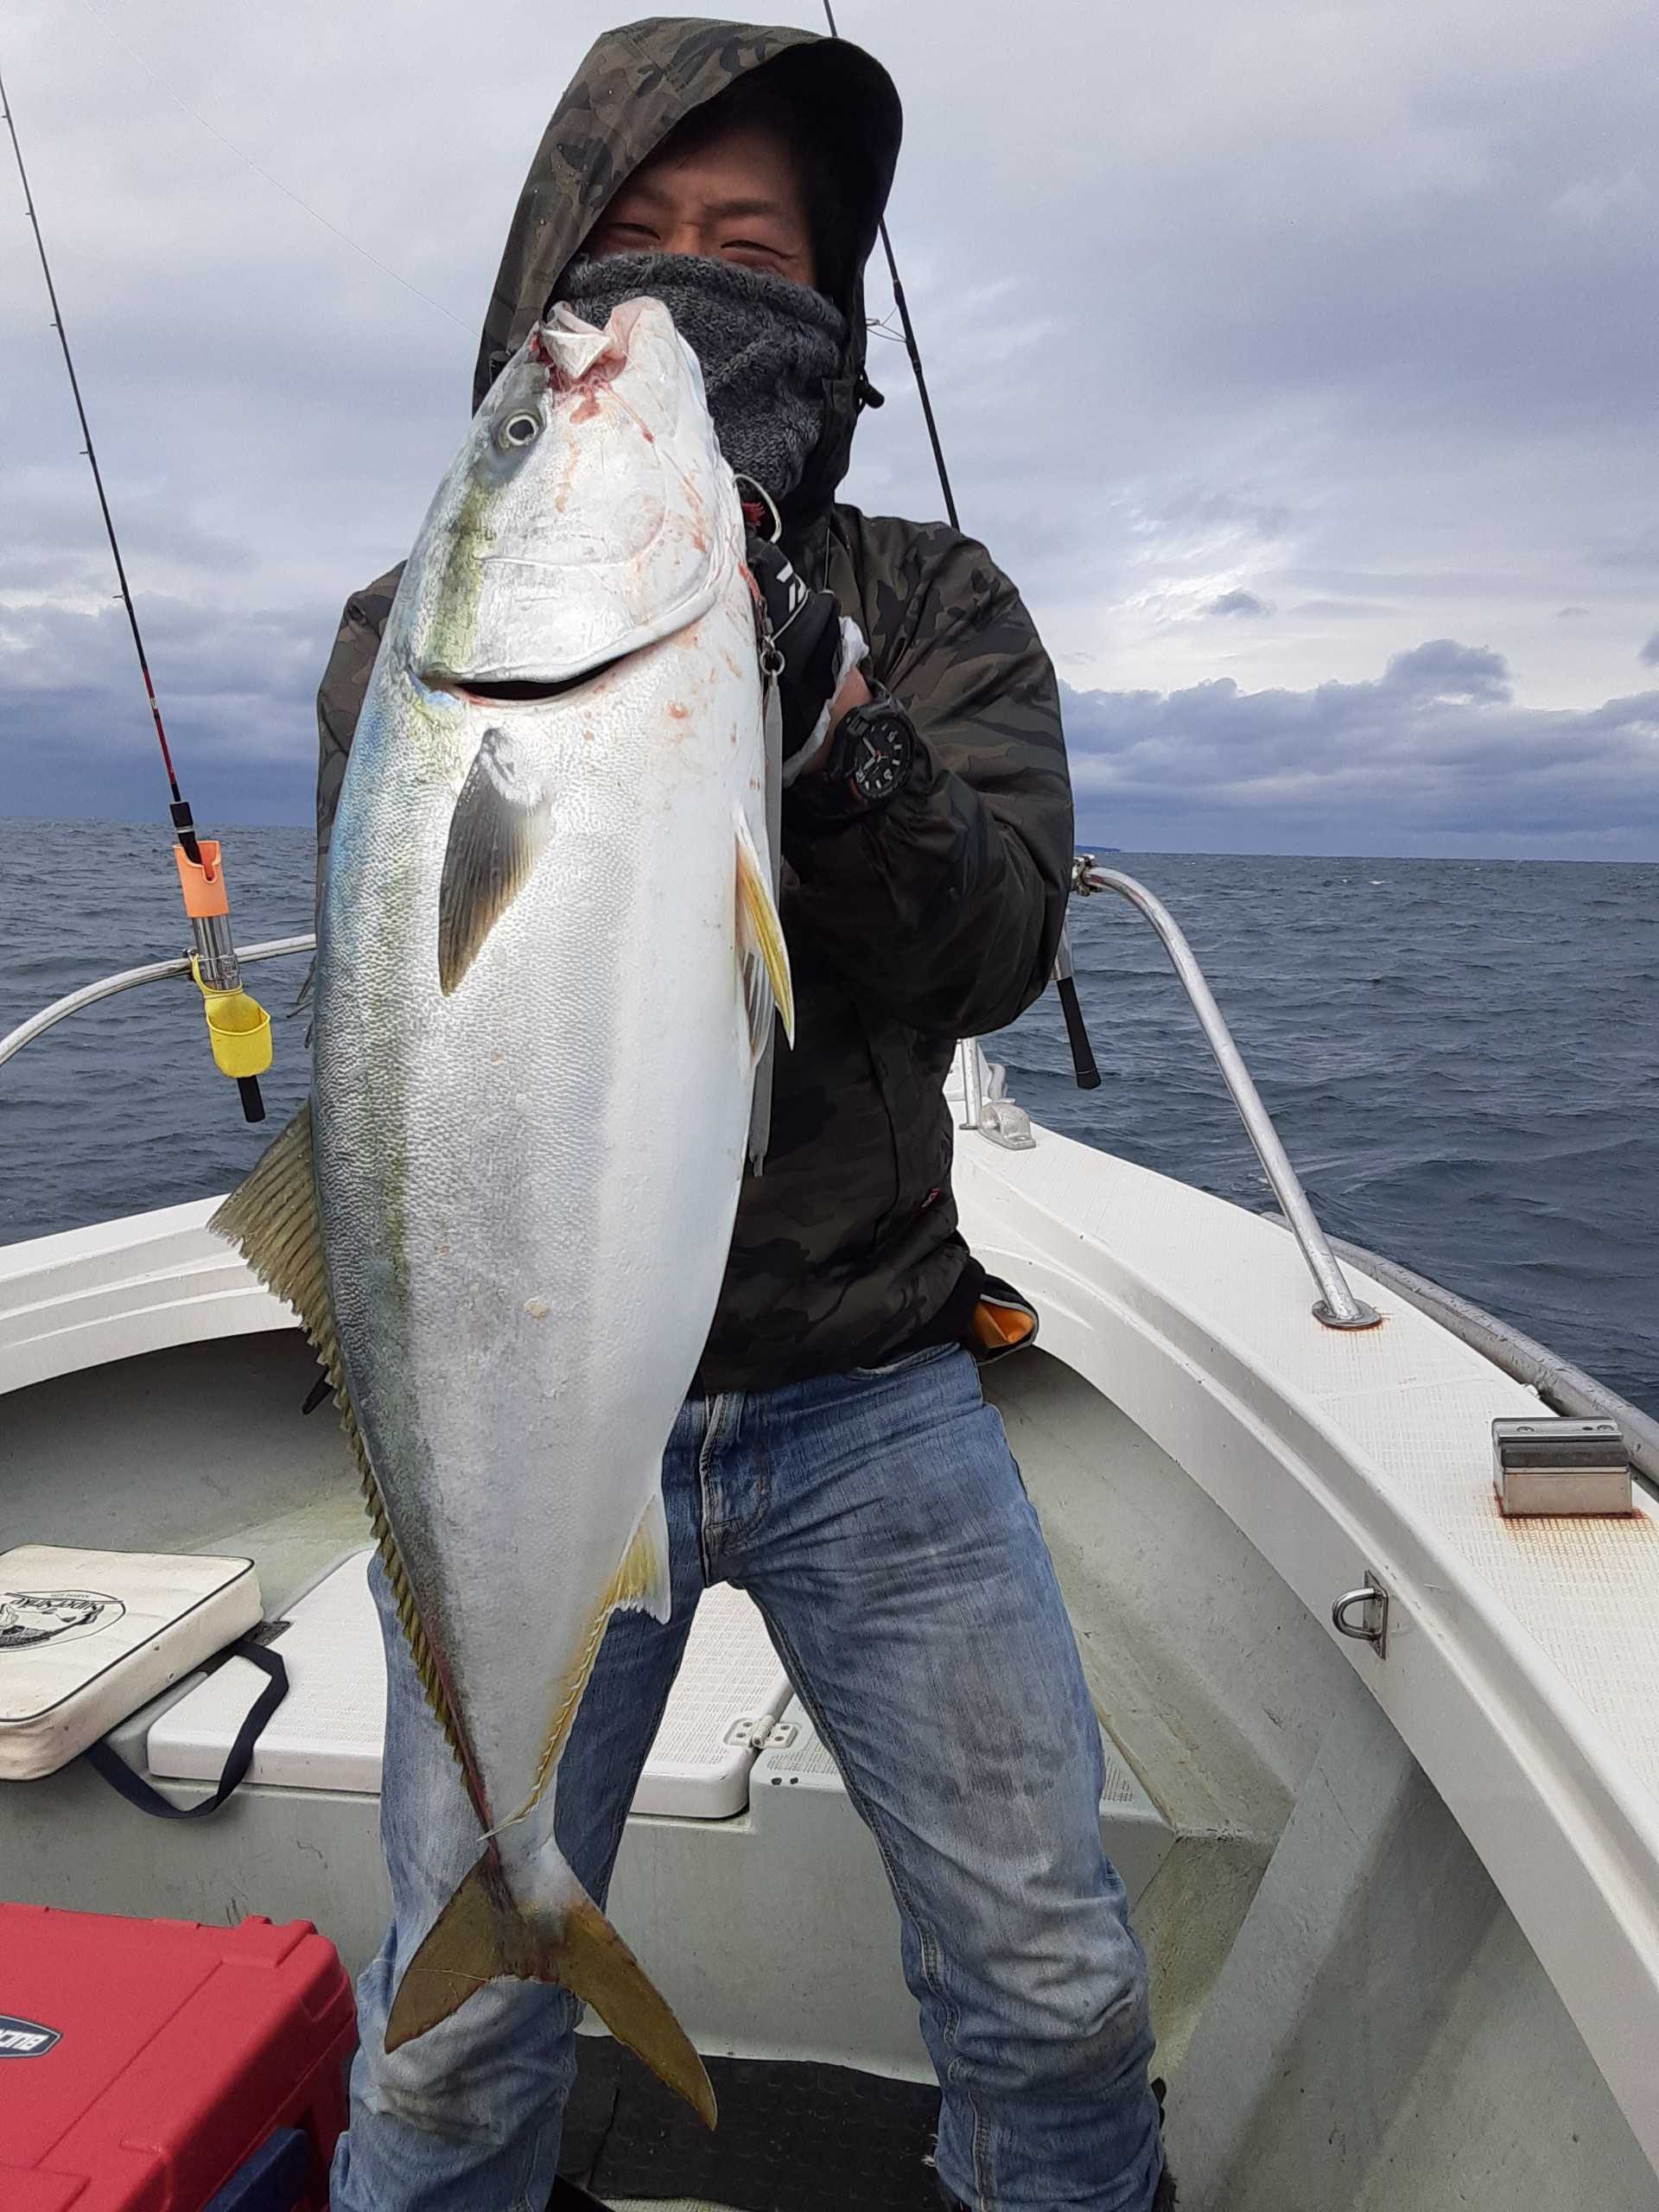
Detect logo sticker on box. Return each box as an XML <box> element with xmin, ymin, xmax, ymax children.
<box><xmin>0</xmin><ymin>2014</ymin><xmax>61</xmax><ymax>2056</ymax></box>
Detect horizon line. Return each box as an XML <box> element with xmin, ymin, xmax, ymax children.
<box><xmin>0</xmin><ymin>813</ymin><xmax>1652</xmax><ymax>867</ymax></box>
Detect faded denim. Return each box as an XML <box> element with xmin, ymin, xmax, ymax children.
<box><xmin>332</xmin><ymin>1345</ymin><xmax>1163</xmax><ymax>2211</ymax></box>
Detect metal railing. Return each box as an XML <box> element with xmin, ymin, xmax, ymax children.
<box><xmin>0</xmin><ymin>936</ymin><xmax>315</xmax><ymax>1073</ymax></box>
<box><xmin>957</xmin><ymin>861</ymin><xmax>1380</xmax><ymax>1332</ymax></box>
<box><xmin>7</xmin><ymin>894</ymin><xmax>1379</xmax><ymax>1330</ymax></box>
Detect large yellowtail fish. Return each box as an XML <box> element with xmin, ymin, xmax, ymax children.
<box><xmin>213</xmin><ymin>298</ymin><xmax>795</xmax><ymax>2125</ymax></box>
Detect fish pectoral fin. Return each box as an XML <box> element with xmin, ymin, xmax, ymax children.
<box><xmin>438</xmin><ymin>723</ymin><xmax>553</xmax><ymax>995</ymax></box>
<box><xmin>734</xmin><ymin>807</ymin><xmax>794</xmax><ymax>1053</ymax></box>
<box><xmin>386</xmin><ymin>1847</ymin><xmax>716</xmax><ymax>2129</ymax></box>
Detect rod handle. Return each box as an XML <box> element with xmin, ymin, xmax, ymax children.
<box><xmin>1057</xmin><ymin>974</ymin><xmax>1102</xmax><ymax>1090</ymax></box>
<box><xmin>238</xmin><ymin>1076</ymin><xmax>266</xmax><ymax>1122</ymax></box>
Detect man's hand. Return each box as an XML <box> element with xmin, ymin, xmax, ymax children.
<box><xmin>745</xmin><ymin>531</ymin><xmax>869</xmax><ymax>781</ymax></box>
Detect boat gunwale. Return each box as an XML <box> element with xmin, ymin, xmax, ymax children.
<box><xmin>949</xmin><ymin>1120</ymin><xmax>1659</xmax><ymax>2178</ymax></box>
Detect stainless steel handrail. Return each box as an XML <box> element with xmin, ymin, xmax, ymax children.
<box><xmin>0</xmin><ymin>935</ymin><xmax>316</xmax><ymax>1071</ymax></box>
<box><xmin>1070</xmin><ymin>860</ymin><xmax>1380</xmax><ymax>1331</ymax></box>
<box><xmin>10</xmin><ymin>906</ymin><xmax>1378</xmax><ymax>1331</ymax></box>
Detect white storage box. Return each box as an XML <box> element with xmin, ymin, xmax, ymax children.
<box><xmin>0</xmin><ymin>1544</ymin><xmax>261</xmax><ymax>1781</ymax></box>
<box><xmin>149</xmin><ymin>1547</ymin><xmax>792</xmax><ymax>1819</ymax></box>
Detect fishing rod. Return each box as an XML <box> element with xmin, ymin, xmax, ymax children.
<box><xmin>1</xmin><ymin>54</ymin><xmax>271</xmax><ymax>1122</ymax></box>
<box><xmin>819</xmin><ymin>3</ymin><xmax>1099</xmax><ymax>1088</ymax></box>
<box><xmin>820</xmin><ymin>0</ymin><xmax>957</xmax><ymax>531</ymax></box>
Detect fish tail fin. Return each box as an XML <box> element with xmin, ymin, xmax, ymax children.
<box><xmin>385</xmin><ymin>1847</ymin><xmax>715</xmax><ymax>2127</ymax></box>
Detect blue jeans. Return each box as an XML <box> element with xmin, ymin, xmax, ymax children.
<box><xmin>331</xmin><ymin>1345</ymin><xmax>1162</xmax><ymax>2211</ymax></box>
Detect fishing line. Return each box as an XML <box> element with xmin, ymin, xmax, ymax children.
<box><xmin>819</xmin><ymin>3</ymin><xmax>1102</xmax><ymax>1089</ymax></box>
<box><xmin>820</xmin><ymin>0</ymin><xmax>960</xmax><ymax>528</ymax></box>
<box><xmin>2</xmin><ymin>51</ymin><xmax>272</xmax><ymax>1121</ymax></box>
<box><xmin>75</xmin><ymin>0</ymin><xmax>468</xmax><ymax>331</ymax></box>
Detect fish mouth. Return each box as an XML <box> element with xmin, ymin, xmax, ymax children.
<box><xmin>423</xmin><ymin>668</ymin><xmax>612</xmax><ymax>708</ymax></box>
<box><xmin>421</xmin><ymin>642</ymin><xmax>638</xmax><ymax>708</ymax></box>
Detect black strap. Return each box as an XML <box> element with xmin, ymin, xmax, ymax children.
<box><xmin>83</xmin><ymin>1637</ymin><xmax>289</xmax><ymax>1821</ymax></box>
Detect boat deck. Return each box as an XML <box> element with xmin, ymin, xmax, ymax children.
<box><xmin>4</xmin><ymin>1165</ymin><xmax>1659</xmax><ymax>2206</ymax></box>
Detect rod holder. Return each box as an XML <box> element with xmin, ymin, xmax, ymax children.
<box><xmin>1052</xmin><ymin>925</ymin><xmax>1102</xmax><ymax>1090</ymax></box>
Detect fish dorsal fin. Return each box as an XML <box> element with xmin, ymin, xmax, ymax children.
<box><xmin>438</xmin><ymin>725</ymin><xmax>553</xmax><ymax>995</ymax></box>
<box><xmin>734</xmin><ymin>806</ymin><xmax>794</xmax><ymax>1055</ymax></box>
<box><xmin>208</xmin><ymin>1105</ymin><xmax>475</xmax><ymax>1796</ymax></box>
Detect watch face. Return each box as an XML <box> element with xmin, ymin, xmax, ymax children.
<box><xmin>849</xmin><ymin>706</ymin><xmax>913</xmax><ymax>803</ymax></box>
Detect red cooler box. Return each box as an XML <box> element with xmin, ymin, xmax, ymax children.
<box><xmin>0</xmin><ymin>1907</ymin><xmax>356</xmax><ymax>2211</ymax></box>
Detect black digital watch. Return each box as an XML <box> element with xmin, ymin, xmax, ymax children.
<box><xmin>794</xmin><ymin>690</ymin><xmax>917</xmax><ymax>825</ymax></box>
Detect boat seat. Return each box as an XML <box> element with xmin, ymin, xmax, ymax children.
<box><xmin>145</xmin><ymin>1548</ymin><xmax>792</xmax><ymax>1820</ymax></box>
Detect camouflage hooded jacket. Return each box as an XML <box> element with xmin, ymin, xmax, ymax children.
<box><xmin>314</xmin><ymin>16</ymin><xmax>1074</xmax><ymax>1389</ymax></box>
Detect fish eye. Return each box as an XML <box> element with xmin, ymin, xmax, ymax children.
<box><xmin>499</xmin><ymin>412</ymin><xmax>540</xmax><ymax>449</ymax></box>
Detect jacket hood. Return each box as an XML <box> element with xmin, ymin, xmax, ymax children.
<box><xmin>474</xmin><ymin>16</ymin><xmax>902</xmax><ymax>523</ymax></box>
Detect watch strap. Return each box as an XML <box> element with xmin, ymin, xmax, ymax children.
<box><xmin>791</xmin><ymin>691</ymin><xmax>918</xmax><ymax>829</ymax></box>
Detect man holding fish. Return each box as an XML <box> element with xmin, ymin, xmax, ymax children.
<box><xmin>252</xmin><ymin>16</ymin><xmax>1172</xmax><ymax>2211</ymax></box>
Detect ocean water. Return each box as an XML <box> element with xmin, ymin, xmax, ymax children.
<box><xmin>2</xmin><ymin>821</ymin><xmax>1654</xmax><ymax>1418</ymax></box>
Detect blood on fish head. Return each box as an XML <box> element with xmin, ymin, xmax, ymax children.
<box><xmin>412</xmin><ymin>299</ymin><xmax>739</xmax><ymax>702</ymax></box>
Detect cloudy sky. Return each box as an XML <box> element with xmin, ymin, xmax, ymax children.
<box><xmin>3</xmin><ymin>0</ymin><xmax>1656</xmax><ymax>858</ymax></box>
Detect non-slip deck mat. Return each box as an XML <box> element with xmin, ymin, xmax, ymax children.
<box><xmin>559</xmin><ymin>2044</ymin><xmax>942</xmax><ymax>2211</ymax></box>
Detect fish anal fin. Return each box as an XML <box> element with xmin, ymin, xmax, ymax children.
<box><xmin>438</xmin><ymin>724</ymin><xmax>552</xmax><ymax>995</ymax></box>
<box><xmin>613</xmin><ymin>1486</ymin><xmax>672</xmax><ymax>1626</ymax></box>
<box><xmin>734</xmin><ymin>808</ymin><xmax>793</xmax><ymax>1052</ymax></box>
<box><xmin>525</xmin><ymin>1487</ymin><xmax>675</xmax><ymax>1813</ymax></box>
<box><xmin>386</xmin><ymin>1847</ymin><xmax>715</xmax><ymax>2126</ymax></box>
<box><xmin>208</xmin><ymin>1105</ymin><xmax>475</xmax><ymax>1796</ymax></box>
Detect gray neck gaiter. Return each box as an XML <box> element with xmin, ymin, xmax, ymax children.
<box><xmin>556</xmin><ymin>251</ymin><xmax>846</xmax><ymax>504</ymax></box>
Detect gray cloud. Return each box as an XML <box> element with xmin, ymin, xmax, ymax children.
<box><xmin>1382</xmin><ymin>639</ymin><xmax>1510</xmax><ymax>702</ymax></box>
<box><xmin>1294</xmin><ymin>599</ymin><xmax>1395</xmax><ymax>620</ymax></box>
<box><xmin>1207</xmin><ymin>589</ymin><xmax>1274</xmax><ymax>619</ymax></box>
<box><xmin>2</xmin><ymin>0</ymin><xmax>1656</xmax><ymax>856</ymax></box>
<box><xmin>1062</xmin><ymin>640</ymin><xmax>1659</xmax><ymax>858</ymax></box>
<box><xmin>1641</xmin><ymin>632</ymin><xmax>1659</xmax><ymax>666</ymax></box>
<box><xmin>1138</xmin><ymin>487</ymin><xmax>1294</xmax><ymax>541</ymax></box>
<box><xmin>1595</xmin><ymin>529</ymin><xmax>1659</xmax><ymax>573</ymax></box>
<box><xmin>0</xmin><ymin>595</ymin><xmax>327</xmax><ymax>826</ymax></box>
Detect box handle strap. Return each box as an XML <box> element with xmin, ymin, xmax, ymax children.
<box><xmin>82</xmin><ymin>1637</ymin><xmax>289</xmax><ymax>1820</ymax></box>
